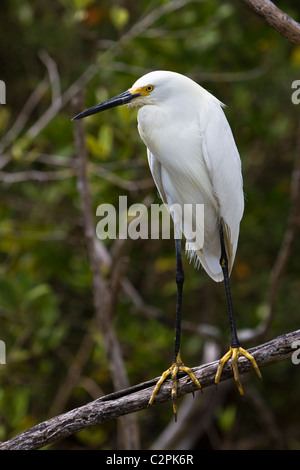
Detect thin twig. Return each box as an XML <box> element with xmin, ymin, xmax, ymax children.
<box><xmin>0</xmin><ymin>169</ymin><xmax>75</xmax><ymax>183</ymax></box>
<box><xmin>48</xmin><ymin>332</ymin><xmax>95</xmax><ymax>417</ymax></box>
<box><xmin>0</xmin><ymin>77</ymin><xmax>49</xmax><ymax>156</ymax></box>
<box><xmin>38</xmin><ymin>50</ymin><xmax>62</xmax><ymax>105</ymax></box>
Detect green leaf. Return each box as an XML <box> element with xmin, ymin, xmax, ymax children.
<box><xmin>217</xmin><ymin>405</ymin><xmax>237</xmax><ymax>433</ymax></box>
<box><xmin>109</xmin><ymin>6</ymin><xmax>129</xmax><ymax>30</ymax></box>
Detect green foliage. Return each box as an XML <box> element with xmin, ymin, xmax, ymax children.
<box><xmin>0</xmin><ymin>0</ymin><xmax>300</xmax><ymax>450</ymax></box>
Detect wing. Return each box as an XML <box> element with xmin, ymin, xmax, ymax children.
<box><xmin>146</xmin><ymin>97</ymin><xmax>244</xmax><ymax>283</ymax></box>
<box><xmin>147</xmin><ymin>146</ymin><xmax>223</xmax><ymax>281</ymax></box>
<box><xmin>200</xmin><ymin>99</ymin><xmax>244</xmax><ymax>278</ymax></box>
<box><xmin>147</xmin><ymin>149</ymin><xmax>168</xmax><ymax>204</ymax></box>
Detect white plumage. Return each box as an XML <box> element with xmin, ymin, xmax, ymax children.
<box><xmin>72</xmin><ymin>70</ymin><xmax>261</xmax><ymax>409</ymax></box>
<box><xmin>130</xmin><ymin>71</ymin><xmax>244</xmax><ymax>282</ymax></box>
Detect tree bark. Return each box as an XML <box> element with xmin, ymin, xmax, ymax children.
<box><xmin>243</xmin><ymin>0</ymin><xmax>300</xmax><ymax>45</ymax></box>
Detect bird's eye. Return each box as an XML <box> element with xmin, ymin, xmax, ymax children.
<box><xmin>146</xmin><ymin>85</ymin><xmax>154</xmax><ymax>92</ymax></box>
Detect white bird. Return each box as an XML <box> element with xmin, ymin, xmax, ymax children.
<box><xmin>73</xmin><ymin>70</ymin><xmax>261</xmax><ymax>417</ymax></box>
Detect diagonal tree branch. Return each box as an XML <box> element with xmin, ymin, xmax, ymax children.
<box><xmin>0</xmin><ymin>329</ymin><xmax>299</xmax><ymax>450</ymax></box>
<box><xmin>242</xmin><ymin>0</ymin><xmax>300</xmax><ymax>45</ymax></box>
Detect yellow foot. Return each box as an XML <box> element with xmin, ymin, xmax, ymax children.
<box><xmin>215</xmin><ymin>346</ymin><xmax>262</xmax><ymax>395</ymax></box>
<box><xmin>148</xmin><ymin>351</ymin><xmax>201</xmax><ymax>418</ymax></box>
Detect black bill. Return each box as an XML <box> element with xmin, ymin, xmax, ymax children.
<box><xmin>72</xmin><ymin>90</ymin><xmax>140</xmax><ymax>121</ymax></box>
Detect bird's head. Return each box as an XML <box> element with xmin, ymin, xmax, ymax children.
<box><xmin>72</xmin><ymin>71</ymin><xmax>191</xmax><ymax>120</ymax></box>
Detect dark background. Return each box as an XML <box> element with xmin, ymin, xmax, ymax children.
<box><xmin>0</xmin><ymin>0</ymin><xmax>299</xmax><ymax>450</ymax></box>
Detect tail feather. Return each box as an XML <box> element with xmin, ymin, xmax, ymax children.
<box><xmin>185</xmin><ymin>219</ymin><xmax>237</xmax><ymax>283</ymax></box>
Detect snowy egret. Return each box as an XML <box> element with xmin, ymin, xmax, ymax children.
<box><xmin>73</xmin><ymin>70</ymin><xmax>261</xmax><ymax>416</ymax></box>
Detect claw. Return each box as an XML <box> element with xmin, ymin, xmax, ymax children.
<box><xmin>148</xmin><ymin>351</ymin><xmax>201</xmax><ymax>416</ymax></box>
<box><xmin>215</xmin><ymin>346</ymin><xmax>262</xmax><ymax>395</ymax></box>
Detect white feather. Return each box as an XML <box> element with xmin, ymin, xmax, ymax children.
<box><xmin>132</xmin><ymin>71</ymin><xmax>243</xmax><ymax>282</ymax></box>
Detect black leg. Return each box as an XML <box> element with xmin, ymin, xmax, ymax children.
<box><xmin>148</xmin><ymin>236</ymin><xmax>201</xmax><ymax>415</ymax></box>
<box><xmin>215</xmin><ymin>219</ymin><xmax>262</xmax><ymax>394</ymax></box>
<box><xmin>174</xmin><ymin>237</ymin><xmax>184</xmax><ymax>362</ymax></box>
<box><xmin>219</xmin><ymin>220</ymin><xmax>240</xmax><ymax>349</ymax></box>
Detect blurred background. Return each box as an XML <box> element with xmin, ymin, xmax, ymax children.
<box><xmin>0</xmin><ymin>0</ymin><xmax>300</xmax><ymax>450</ymax></box>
